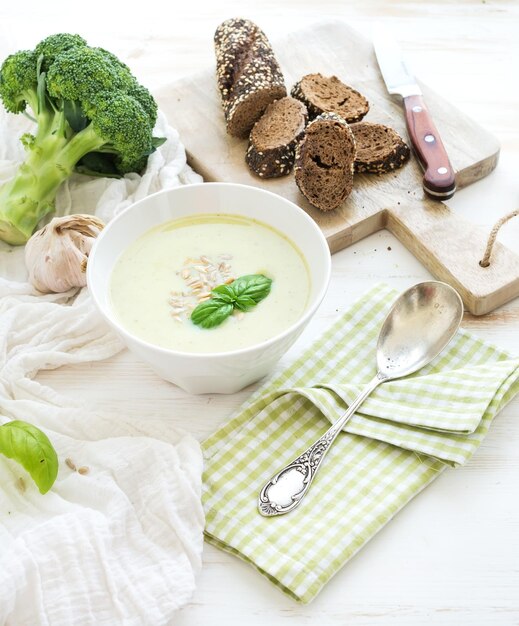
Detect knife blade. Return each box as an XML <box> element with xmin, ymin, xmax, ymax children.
<box><xmin>373</xmin><ymin>27</ymin><xmax>456</xmax><ymax>200</ymax></box>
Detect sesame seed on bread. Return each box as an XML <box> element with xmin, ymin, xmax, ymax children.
<box><xmin>214</xmin><ymin>18</ymin><xmax>287</xmax><ymax>138</ymax></box>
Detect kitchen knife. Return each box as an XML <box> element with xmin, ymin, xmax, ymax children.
<box><xmin>373</xmin><ymin>27</ymin><xmax>456</xmax><ymax>200</ymax></box>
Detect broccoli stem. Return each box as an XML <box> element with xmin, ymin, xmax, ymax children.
<box><xmin>0</xmin><ymin>121</ymin><xmax>104</xmax><ymax>245</ymax></box>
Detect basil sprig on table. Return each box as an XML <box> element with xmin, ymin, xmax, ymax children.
<box><xmin>0</xmin><ymin>420</ymin><xmax>58</xmax><ymax>494</ymax></box>
<box><xmin>191</xmin><ymin>274</ymin><xmax>273</xmax><ymax>329</ymax></box>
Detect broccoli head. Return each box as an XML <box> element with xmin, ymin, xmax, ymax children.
<box><xmin>0</xmin><ymin>33</ymin><xmax>164</xmax><ymax>245</ymax></box>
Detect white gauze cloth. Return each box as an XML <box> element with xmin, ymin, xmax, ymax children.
<box><xmin>0</xmin><ymin>102</ymin><xmax>205</xmax><ymax>626</ymax></box>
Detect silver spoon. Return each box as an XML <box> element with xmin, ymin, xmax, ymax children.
<box><xmin>258</xmin><ymin>281</ymin><xmax>463</xmax><ymax>517</ymax></box>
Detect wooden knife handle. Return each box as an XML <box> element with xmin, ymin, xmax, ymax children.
<box><xmin>403</xmin><ymin>94</ymin><xmax>456</xmax><ymax>200</ymax></box>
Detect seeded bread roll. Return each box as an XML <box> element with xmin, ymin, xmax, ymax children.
<box><xmin>350</xmin><ymin>121</ymin><xmax>411</xmax><ymax>174</ymax></box>
<box><xmin>245</xmin><ymin>97</ymin><xmax>308</xmax><ymax>178</ymax></box>
<box><xmin>291</xmin><ymin>73</ymin><xmax>369</xmax><ymax>123</ymax></box>
<box><xmin>294</xmin><ymin>112</ymin><xmax>356</xmax><ymax>212</ymax></box>
<box><xmin>214</xmin><ymin>18</ymin><xmax>287</xmax><ymax>138</ymax></box>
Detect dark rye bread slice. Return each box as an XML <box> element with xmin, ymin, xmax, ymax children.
<box><xmin>294</xmin><ymin>112</ymin><xmax>356</xmax><ymax>212</ymax></box>
<box><xmin>351</xmin><ymin>121</ymin><xmax>411</xmax><ymax>174</ymax></box>
<box><xmin>214</xmin><ymin>18</ymin><xmax>287</xmax><ymax>138</ymax></box>
<box><xmin>245</xmin><ymin>97</ymin><xmax>308</xmax><ymax>178</ymax></box>
<box><xmin>291</xmin><ymin>73</ymin><xmax>369</xmax><ymax>123</ymax></box>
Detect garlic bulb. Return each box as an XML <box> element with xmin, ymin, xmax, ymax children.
<box><xmin>25</xmin><ymin>214</ymin><xmax>105</xmax><ymax>293</ymax></box>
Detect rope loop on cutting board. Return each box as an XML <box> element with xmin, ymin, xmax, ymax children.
<box><xmin>479</xmin><ymin>209</ymin><xmax>519</xmax><ymax>268</ymax></box>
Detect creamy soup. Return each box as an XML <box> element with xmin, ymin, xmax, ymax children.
<box><xmin>109</xmin><ymin>214</ymin><xmax>311</xmax><ymax>353</ymax></box>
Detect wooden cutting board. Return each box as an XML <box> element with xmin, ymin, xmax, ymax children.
<box><xmin>156</xmin><ymin>20</ymin><xmax>519</xmax><ymax>315</ymax></box>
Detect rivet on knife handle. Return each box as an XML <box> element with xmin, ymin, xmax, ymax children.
<box><xmin>403</xmin><ymin>94</ymin><xmax>456</xmax><ymax>200</ymax></box>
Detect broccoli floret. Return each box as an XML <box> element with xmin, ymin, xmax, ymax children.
<box><xmin>0</xmin><ymin>50</ymin><xmax>38</xmax><ymax>113</ymax></box>
<box><xmin>46</xmin><ymin>47</ymin><xmax>136</xmax><ymax>102</ymax></box>
<box><xmin>35</xmin><ymin>33</ymin><xmax>87</xmax><ymax>71</ymax></box>
<box><xmin>0</xmin><ymin>33</ymin><xmax>164</xmax><ymax>245</ymax></box>
<box><xmin>126</xmin><ymin>82</ymin><xmax>158</xmax><ymax>128</ymax></box>
<box><xmin>91</xmin><ymin>92</ymin><xmax>153</xmax><ymax>171</ymax></box>
<box><xmin>95</xmin><ymin>47</ymin><xmax>133</xmax><ymax>75</ymax></box>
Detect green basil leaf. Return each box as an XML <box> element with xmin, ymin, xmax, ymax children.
<box><xmin>212</xmin><ymin>285</ymin><xmax>236</xmax><ymax>304</ymax></box>
<box><xmin>234</xmin><ymin>294</ymin><xmax>258</xmax><ymax>311</ymax></box>
<box><xmin>191</xmin><ymin>299</ymin><xmax>234</xmax><ymax>329</ymax></box>
<box><xmin>231</xmin><ymin>274</ymin><xmax>272</xmax><ymax>304</ymax></box>
<box><xmin>190</xmin><ymin>273</ymin><xmax>273</xmax><ymax>329</ymax></box>
<box><xmin>212</xmin><ymin>284</ymin><xmax>236</xmax><ymax>302</ymax></box>
<box><xmin>0</xmin><ymin>420</ymin><xmax>58</xmax><ymax>494</ymax></box>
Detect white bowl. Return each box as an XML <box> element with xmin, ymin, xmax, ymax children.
<box><xmin>87</xmin><ymin>183</ymin><xmax>331</xmax><ymax>394</ymax></box>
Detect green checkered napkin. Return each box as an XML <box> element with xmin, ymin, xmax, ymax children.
<box><xmin>202</xmin><ymin>284</ymin><xmax>519</xmax><ymax>603</ymax></box>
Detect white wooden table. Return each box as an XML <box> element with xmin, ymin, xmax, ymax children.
<box><xmin>2</xmin><ymin>1</ymin><xmax>518</xmax><ymax>623</ymax></box>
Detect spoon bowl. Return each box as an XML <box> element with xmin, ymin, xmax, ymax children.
<box><xmin>377</xmin><ymin>281</ymin><xmax>464</xmax><ymax>379</ymax></box>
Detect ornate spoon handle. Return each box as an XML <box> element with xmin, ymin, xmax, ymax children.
<box><xmin>258</xmin><ymin>374</ymin><xmax>384</xmax><ymax>517</ymax></box>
